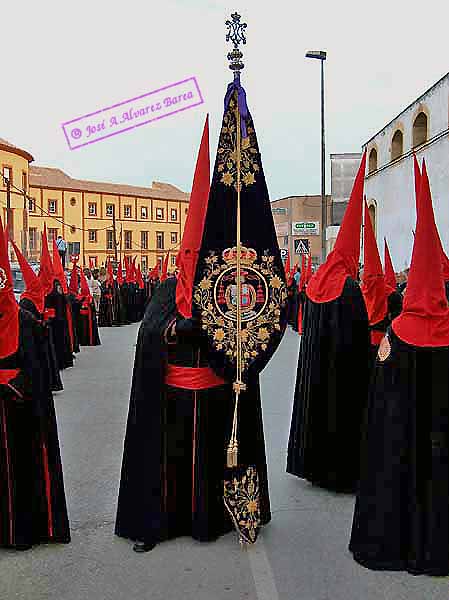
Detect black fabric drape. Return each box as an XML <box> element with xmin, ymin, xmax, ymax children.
<box><xmin>45</xmin><ymin>287</ymin><xmax>73</xmax><ymax>370</ymax></box>
<box><xmin>287</xmin><ymin>277</ymin><xmax>370</xmax><ymax>492</ymax></box>
<box><xmin>0</xmin><ymin>309</ymin><xmax>70</xmax><ymax>548</ymax></box>
<box><xmin>115</xmin><ymin>279</ymin><xmax>270</xmax><ymax>547</ymax></box>
<box><xmin>350</xmin><ymin>329</ymin><xmax>449</xmax><ymax>576</ymax></box>
<box><xmin>19</xmin><ymin>298</ymin><xmax>63</xmax><ymax>393</ymax></box>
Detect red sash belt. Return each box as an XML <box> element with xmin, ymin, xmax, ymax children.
<box><xmin>165</xmin><ymin>364</ymin><xmax>226</xmax><ymax>390</ymax></box>
<box><xmin>371</xmin><ymin>330</ymin><xmax>385</xmax><ymax>346</ymax></box>
<box><xmin>44</xmin><ymin>308</ymin><xmax>56</xmax><ymax>321</ymax></box>
<box><xmin>0</xmin><ymin>370</ymin><xmax>20</xmax><ymax>386</ymax></box>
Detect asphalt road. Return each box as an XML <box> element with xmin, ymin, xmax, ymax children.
<box><xmin>1</xmin><ymin>325</ymin><xmax>448</xmax><ymax>599</ymax></box>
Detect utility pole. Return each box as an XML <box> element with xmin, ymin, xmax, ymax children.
<box><xmin>305</xmin><ymin>50</ymin><xmax>327</xmax><ymax>263</ymax></box>
<box><xmin>22</xmin><ymin>189</ymin><xmax>28</xmax><ymax>260</ymax></box>
<box><xmin>320</xmin><ymin>57</ymin><xmax>326</xmax><ymax>263</ymax></box>
<box><xmin>119</xmin><ymin>223</ymin><xmax>123</xmax><ymax>265</ymax></box>
<box><xmin>112</xmin><ymin>204</ymin><xmax>118</xmax><ymax>263</ymax></box>
<box><xmin>5</xmin><ymin>176</ymin><xmax>12</xmax><ymax>242</ymax></box>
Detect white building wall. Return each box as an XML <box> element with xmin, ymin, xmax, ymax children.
<box><xmin>364</xmin><ymin>75</ymin><xmax>449</xmax><ymax>271</ymax></box>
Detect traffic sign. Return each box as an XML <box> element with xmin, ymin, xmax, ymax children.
<box><xmin>294</xmin><ymin>239</ymin><xmax>310</xmax><ymax>254</ymax></box>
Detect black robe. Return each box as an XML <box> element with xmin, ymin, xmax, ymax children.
<box><xmin>19</xmin><ymin>298</ymin><xmax>63</xmax><ymax>393</ymax></box>
<box><xmin>45</xmin><ymin>286</ymin><xmax>73</xmax><ymax>370</ymax></box>
<box><xmin>349</xmin><ymin>329</ymin><xmax>449</xmax><ymax>576</ymax></box>
<box><xmin>287</xmin><ymin>277</ymin><xmax>370</xmax><ymax>492</ymax></box>
<box><xmin>77</xmin><ymin>298</ymin><xmax>101</xmax><ymax>347</ymax></box>
<box><xmin>98</xmin><ymin>282</ymin><xmax>115</xmax><ymax>327</ymax></box>
<box><xmin>0</xmin><ymin>309</ymin><xmax>70</xmax><ymax>548</ymax></box>
<box><xmin>286</xmin><ymin>282</ymin><xmax>299</xmax><ymax>331</ymax></box>
<box><xmin>115</xmin><ymin>278</ymin><xmax>271</xmax><ymax>547</ymax></box>
<box><xmin>67</xmin><ymin>294</ymin><xmax>81</xmax><ymax>353</ymax></box>
<box><xmin>117</xmin><ymin>284</ymin><xmax>130</xmax><ymax>325</ymax></box>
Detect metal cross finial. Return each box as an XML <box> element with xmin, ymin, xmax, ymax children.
<box><xmin>226</xmin><ymin>12</ymin><xmax>247</xmax><ymax>79</ymax></box>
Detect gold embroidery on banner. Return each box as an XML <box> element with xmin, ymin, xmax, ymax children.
<box><xmin>194</xmin><ymin>247</ymin><xmax>287</xmax><ymax>374</ymax></box>
<box><xmin>223</xmin><ymin>466</ymin><xmax>261</xmax><ymax>545</ymax></box>
<box><xmin>217</xmin><ymin>95</ymin><xmax>260</xmax><ymax>190</ymax></box>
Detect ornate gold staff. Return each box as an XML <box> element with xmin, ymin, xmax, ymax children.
<box><xmin>226</xmin><ymin>12</ymin><xmax>247</xmax><ymax>468</ymax></box>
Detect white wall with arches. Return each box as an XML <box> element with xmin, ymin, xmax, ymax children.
<box><xmin>363</xmin><ymin>74</ymin><xmax>449</xmax><ymax>271</ymax></box>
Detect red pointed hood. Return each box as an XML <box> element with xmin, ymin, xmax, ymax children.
<box><xmin>52</xmin><ymin>239</ymin><xmax>68</xmax><ymax>294</ymax></box>
<box><xmin>106</xmin><ymin>260</ymin><xmax>114</xmax><ymax>287</ymax></box>
<box><xmin>11</xmin><ymin>240</ymin><xmax>45</xmax><ymax>314</ymax></box>
<box><xmin>384</xmin><ymin>239</ymin><xmax>397</xmax><ymax>296</ymax></box>
<box><xmin>0</xmin><ymin>216</ymin><xmax>19</xmax><ymax>358</ymax></box>
<box><xmin>298</xmin><ymin>254</ymin><xmax>307</xmax><ymax>292</ymax></box>
<box><xmin>39</xmin><ymin>225</ymin><xmax>55</xmax><ymax>296</ymax></box>
<box><xmin>393</xmin><ymin>161</ymin><xmax>449</xmax><ymax>347</ymax></box>
<box><xmin>116</xmin><ymin>261</ymin><xmax>124</xmax><ymax>286</ymax></box>
<box><xmin>79</xmin><ymin>268</ymin><xmax>91</xmax><ymax>300</ymax></box>
<box><xmin>149</xmin><ymin>262</ymin><xmax>159</xmax><ymax>281</ymax></box>
<box><xmin>160</xmin><ymin>253</ymin><xmax>169</xmax><ymax>282</ymax></box>
<box><xmin>307</xmin><ymin>151</ymin><xmax>366</xmax><ymax>303</ymax></box>
<box><xmin>415</xmin><ymin>158</ymin><xmax>449</xmax><ymax>281</ymax></box>
<box><xmin>175</xmin><ymin>116</ymin><xmax>210</xmax><ymax>318</ymax></box>
<box><xmin>130</xmin><ymin>257</ymin><xmax>138</xmax><ymax>284</ymax></box>
<box><xmin>136</xmin><ymin>264</ymin><xmax>145</xmax><ymax>289</ymax></box>
<box><xmin>284</xmin><ymin>250</ymin><xmax>291</xmax><ymax>278</ymax></box>
<box><xmin>361</xmin><ymin>201</ymin><xmax>387</xmax><ymax>326</ymax></box>
<box><xmin>68</xmin><ymin>259</ymin><xmax>79</xmax><ymax>295</ymax></box>
<box><xmin>305</xmin><ymin>254</ymin><xmax>313</xmax><ymax>284</ymax></box>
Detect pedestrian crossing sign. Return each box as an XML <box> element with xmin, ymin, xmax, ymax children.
<box><xmin>294</xmin><ymin>239</ymin><xmax>310</xmax><ymax>254</ymax></box>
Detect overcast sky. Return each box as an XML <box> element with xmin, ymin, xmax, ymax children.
<box><xmin>2</xmin><ymin>0</ymin><xmax>448</xmax><ymax>200</ymax></box>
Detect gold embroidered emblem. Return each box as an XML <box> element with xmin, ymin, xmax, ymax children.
<box><xmin>194</xmin><ymin>247</ymin><xmax>287</xmax><ymax>373</ymax></box>
<box><xmin>216</xmin><ymin>94</ymin><xmax>260</xmax><ymax>190</ymax></box>
<box><xmin>223</xmin><ymin>466</ymin><xmax>261</xmax><ymax>545</ymax></box>
<box><xmin>377</xmin><ymin>335</ymin><xmax>391</xmax><ymax>362</ymax></box>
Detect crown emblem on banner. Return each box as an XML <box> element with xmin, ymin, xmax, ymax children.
<box><xmin>222</xmin><ymin>246</ymin><xmax>257</xmax><ymax>266</ymax></box>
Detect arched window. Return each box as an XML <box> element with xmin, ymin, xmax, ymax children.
<box><xmin>368</xmin><ymin>148</ymin><xmax>378</xmax><ymax>173</ymax></box>
<box><xmin>391</xmin><ymin>130</ymin><xmax>403</xmax><ymax>160</ymax></box>
<box><xmin>368</xmin><ymin>203</ymin><xmax>376</xmax><ymax>235</ymax></box>
<box><xmin>413</xmin><ymin>112</ymin><xmax>428</xmax><ymax>147</ymax></box>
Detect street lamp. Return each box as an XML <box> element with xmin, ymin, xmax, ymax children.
<box><xmin>305</xmin><ymin>50</ymin><xmax>327</xmax><ymax>263</ymax></box>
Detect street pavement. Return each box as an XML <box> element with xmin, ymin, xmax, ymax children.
<box><xmin>1</xmin><ymin>324</ymin><xmax>448</xmax><ymax>599</ymax></box>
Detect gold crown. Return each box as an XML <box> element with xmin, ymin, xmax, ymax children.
<box><xmin>222</xmin><ymin>246</ymin><xmax>257</xmax><ymax>266</ymax></box>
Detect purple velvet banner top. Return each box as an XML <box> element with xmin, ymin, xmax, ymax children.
<box><xmin>224</xmin><ymin>80</ymin><xmax>249</xmax><ymax>139</ymax></box>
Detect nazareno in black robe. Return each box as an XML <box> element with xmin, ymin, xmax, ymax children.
<box><xmin>0</xmin><ymin>309</ymin><xmax>70</xmax><ymax>548</ymax></box>
<box><xmin>19</xmin><ymin>298</ymin><xmax>63</xmax><ymax>393</ymax></box>
<box><xmin>287</xmin><ymin>276</ymin><xmax>370</xmax><ymax>492</ymax></box>
<box><xmin>67</xmin><ymin>294</ymin><xmax>81</xmax><ymax>353</ymax></box>
<box><xmin>286</xmin><ymin>281</ymin><xmax>299</xmax><ymax>331</ymax></box>
<box><xmin>115</xmin><ymin>278</ymin><xmax>271</xmax><ymax>547</ymax></box>
<box><xmin>349</xmin><ymin>328</ymin><xmax>449</xmax><ymax>576</ymax></box>
<box><xmin>77</xmin><ymin>298</ymin><xmax>101</xmax><ymax>347</ymax></box>
<box><xmin>98</xmin><ymin>281</ymin><xmax>114</xmax><ymax>327</ymax></box>
<box><xmin>45</xmin><ymin>283</ymin><xmax>73</xmax><ymax>370</ymax></box>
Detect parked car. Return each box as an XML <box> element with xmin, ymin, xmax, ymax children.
<box><xmin>10</xmin><ymin>262</ymin><xmax>39</xmax><ymax>302</ymax></box>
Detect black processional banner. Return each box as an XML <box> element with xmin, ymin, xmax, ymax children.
<box><xmin>193</xmin><ymin>80</ymin><xmax>288</xmax><ymax>382</ymax></box>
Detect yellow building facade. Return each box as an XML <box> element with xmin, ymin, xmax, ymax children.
<box><xmin>0</xmin><ymin>137</ymin><xmax>190</xmax><ymax>272</ymax></box>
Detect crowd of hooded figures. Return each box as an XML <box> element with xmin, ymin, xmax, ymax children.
<box><xmin>0</xmin><ymin>221</ymin><xmax>158</xmax><ymax>550</ymax></box>
<box><xmin>1</xmin><ymin>98</ymin><xmax>449</xmax><ymax>582</ymax></box>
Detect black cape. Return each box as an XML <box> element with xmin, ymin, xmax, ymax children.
<box><xmin>287</xmin><ymin>276</ymin><xmax>370</xmax><ymax>492</ymax></box>
<box><xmin>115</xmin><ymin>278</ymin><xmax>270</xmax><ymax>547</ymax></box>
<box><xmin>350</xmin><ymin>329</ymin><xmax>449</xmax><ymax>576</ymax></box>
<box><xmin>98</xmin><ymin>282</ymin><xmax>115</xmax><ymax>327</ymax></box>
<box><xmin>45</xmin><ymin>285</ymin><xmax>73</xmax><ymax>370</ymax></box>
<box><xmin>77</xmin><ymin>299</ymin><xmax>101</xmax><ymax>347</ymax></box>
<box><xmin>19</xmin><ymin>298</ymin><xmax>63</xmax><ymax>393</ymax></box>
<box><xmin>0</xmin><ymin>309</ymin><xmax>70</xmax><ymax>548</ymax></box>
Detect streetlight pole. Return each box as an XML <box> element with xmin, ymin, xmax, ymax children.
<box><xmin>306</xmin><ymin>50</ymin><xmax>327</xmax><ymax>263</ymax></box>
